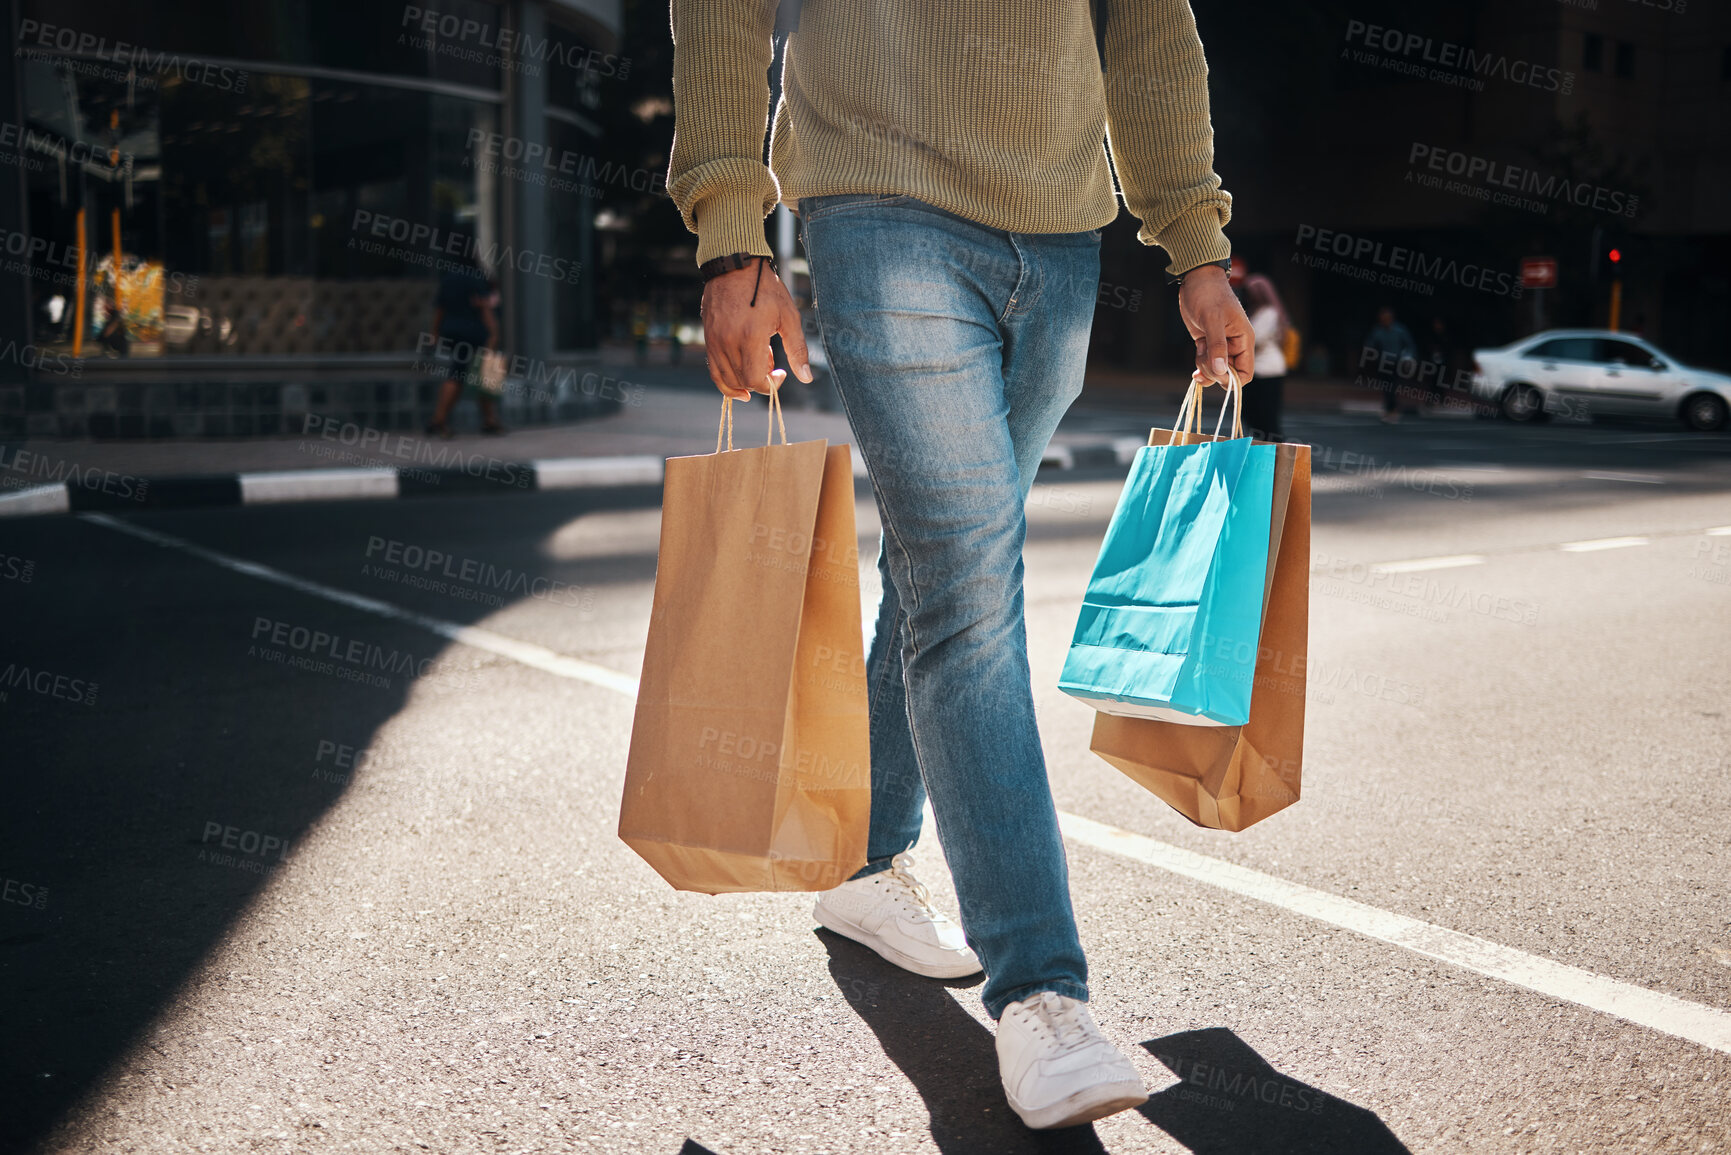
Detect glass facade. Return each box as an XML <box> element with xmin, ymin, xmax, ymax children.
<box><xmin>10</xmin><ymin>0</ymin><xmax>604</xmax><ymax>368</ymax></box>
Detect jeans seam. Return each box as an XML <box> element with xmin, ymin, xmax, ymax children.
<box><xmin>821</xmin><ymin>309</ymin><xmax>949</xmax><ymax>899</ymax></box>
<box><xmin>1000</xmin><ymin>234</ymin><xmax>1032</xmax><ymax>325</ymax></box>
<box><xmin>809</xmin><ymin>281</ymin><xmax>928</xmax><ymax>715</ymax></box>
<box><xmin>800</xmin><ymin>194</ymin><xmax>911</xmax><ymax>224</ymax></box>
<box><xmin>818</xmin><ymin>301</ymin><xmax>962</xmax><ymax>973</ymax></box>
<box><xmin>894</xmin><ymin>654</ymin><xmax>988</xmax><ymax>984</ymax></box>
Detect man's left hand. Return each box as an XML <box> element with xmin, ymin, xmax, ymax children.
<box><xmin>1178</xmin><ymin>265</ymin><xmax>1255</xmax><ymax>386</ymax></box>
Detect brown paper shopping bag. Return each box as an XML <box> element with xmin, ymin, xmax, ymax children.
<box><xmin>1089</xmin><ymin>382</ymin><xmax>1312</xmax><ymax>832</ymax></box>
<box><xmin>620</xmin><ymin>394</ymin><xmax>871</xmax><ymax>892</ymax></box>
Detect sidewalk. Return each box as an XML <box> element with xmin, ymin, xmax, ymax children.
<box><xmin>0</xmin><ymin>366</ymin><xmax>1397</xmax><ymax>517</ymax></box>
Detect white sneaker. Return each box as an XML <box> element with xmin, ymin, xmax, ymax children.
<box><xmin>996</xmin><ymin>991</ymin><xmax>1148</xmax><ymax>1130</ymax></box>
<box><xmin>813</xmin><ymin>853</ymin><xmax>982</xmax><ymax>979</ymax></box>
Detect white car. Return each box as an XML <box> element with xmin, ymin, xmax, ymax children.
<box><xmin>1471</xmin><ymin>329</ymin><xmax>1731</xmax><ymax>431</ymax></box>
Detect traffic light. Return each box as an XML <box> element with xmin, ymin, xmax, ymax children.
<box><xmin>1600</xmin><ymin>243</ymin><xmax>1625</xmax><ymax>332</ymax></box>
<box><xmin>1597</xmin><ymin>241</ymin><xmax>1627</xmax><ymax>281</ymax></box>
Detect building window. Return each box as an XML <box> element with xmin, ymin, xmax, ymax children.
<box><xmin>1583</xmin><ymin>33</ymin><xmax>1603</xmax><ymax>72</ymax></box>
<box><xmin>1615</xmin><ymin>41</ymin><xmax>1635</xmax><ymax>78</ymax></box>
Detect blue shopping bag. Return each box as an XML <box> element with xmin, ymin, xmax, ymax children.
<box><xmin>1059</xmin><ymin>376</ymin><xmax>1277</xmax><ymax>726</ymax></box>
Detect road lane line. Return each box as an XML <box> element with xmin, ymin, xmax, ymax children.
<box><xmin>1581</xmin><ymin>471</ymin><xmax>1663</xmax><ymax>484</ymax></box>
<box><xmin>0</xmin><ymin>483</ymin><xmax>71</xmax><ymax>517</ymax></box>
<box><xmin>81</xmin><ymin>513</ymin><xmax>640</xmax><ymax>697</ymax></box>
<box><xmin>83</xmin><ymin>512</ymin><xmax>1731</xmax><ymax>1057</ymax></box>
<box><xmin>1559</xmin><ymin>536</ymin><xmax>1651</xmax><ymax>553</ymax></box>
<box><xmin>1367</xmin><ymin>555</ymin><xmax>1485</xmax><ymax>575</ymax></box>
<box><xmin>1056</xmin><ymin>813</ymin><xmax>1731</xmax><ymax>1057</ymax></box>
<box><xmin>1309</xmin><ymin>525</ymin><xmax>1723</xmax><ymax>575</ymax></box>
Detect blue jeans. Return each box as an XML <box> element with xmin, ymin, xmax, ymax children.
<box><xmin>800</xmin><ymin>194</ymin><xmax>1100</xmax><ymax>1019</ymax></box>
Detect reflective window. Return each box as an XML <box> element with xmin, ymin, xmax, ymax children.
<box><xmin>19</xmin><ymin>52</ymin><xmax>498</xmax><ymax>358</ymax></box>
<box><xmin>1525</xmin><ymin>338</ymin><xmax>1597</xmax><ymax>361</ymax></box>
<box><xmin>19</xmin><ymin>0</ymin><xmax>504</xmax><ymax>88</ymax></box>
<box><xmin>1595</xmin><ymin>339</ymin><xmax>1658</xmax><ymax>367</ymax></box>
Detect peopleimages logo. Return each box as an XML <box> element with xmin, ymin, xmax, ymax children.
<box><xmin>400</xmin><ymin>6</ymin><xmax>629</xmax><ymax>78</ymax></box>
<box><xmin>16</xmin><ymin>20</ymin><xmax>249</xmax><ymax>92</ymax></box>
<box><xmin>0</xmin><ymin>122</ymin><xmax>131</xmax><ymax>175</ymax></box>
<box><xmin>1406</xmin><ymin>144</ymin><xmax>1639</xmax><ymax>219</ymax></box>
<box><xmin>1342</xmin><ymin>19</ymin><xmax>1573</xmax><ymax>95</ymax></box>
<box><xmin>1292</xmin><ymin>224</ymin><xmax>1522</xmax><ymax>300</ymax></box>
<box><xmin>350</xmin><ymin>210</ymin><xmax>582</xmax><ymax>285</ymax></box>
<box><xmin>465</xmin><ymin>130</ymin><xmax>667</xmax><ymax>198</ymax></box>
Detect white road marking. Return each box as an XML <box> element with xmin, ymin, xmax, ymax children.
<box><xmin>1336</xmin><ymin>525</ymin><xmax>1722</xmax><ymax>574</ymax></box>
<box><xmin>80</xmin><ymin>512</ymin><xmax>1731</xmax><ymax>1057</ymax></box>
<box><xmin>80</xmin><ymin>514</ymin><xmax>640</xmax><ymax>697</ymax></box>
<box><xmin>1056</xmin><ymin>813</ymin><xmax>1731</xmax><ymax>1058</ymax></box>
<box><xmin>1368</xmin><ymin>555</ymin><xmax>1485</xmax><ymax>574</ymax></box>
<box><xmin>1582</xmin><ymin>471</ymin><xmax>1664</xmax><ymax>484</ymax></box>
<box><xmin>1559</xmin><ymin>536</ymin><xmax>1651</xmax><ymax>553</ymax></box>
<box><xmin>0</xmin><ymin>483</ymin><xmax>70</xmax><ymax>517</ymax></box>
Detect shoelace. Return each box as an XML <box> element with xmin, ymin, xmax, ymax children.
<box><xmin>1025</xmin><ymin>991</ymin><xmax>1092</xmax><ymax>1054</ymax></box>
<box><xmin>879</xmin><ymin>853</ymin><xmax>941</xmax><ymax>924</ymax></box>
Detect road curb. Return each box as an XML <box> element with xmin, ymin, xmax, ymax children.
<box><xmin>0</xmin><ymin>455</ymin><xmax>674</xmax><ymax>518</ymax></box>
<box><xmin>0</xmin><ymin>440</ymin><xmax>1145</xmax><ymax>518</ymax></box>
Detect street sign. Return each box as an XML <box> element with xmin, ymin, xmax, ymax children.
<box><xmin>1521</xmin><ymin>257</ymin><xmax>1558</xmax><ymax>289</ymax></box>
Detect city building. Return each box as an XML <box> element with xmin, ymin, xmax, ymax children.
<box><xmin>0</xmin><ymin>0</ymin><xmax>622</xmax><ymax>436</ymax></box>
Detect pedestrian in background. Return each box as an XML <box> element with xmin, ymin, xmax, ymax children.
<box><xmin>426</xmin><ymin>262</ymin><xmax>502</xmax><ymax>439</ymax></box>
<box><xmin>1364</xmin><ymin>304</ymin><xmax>1417</xmax><ymax>424</ymax></box>
<box><xmin>1242</xmin><ymin>273</ymin><xmax>1289</xmax><ymax>440</ymax></box>
<box><xmin>1422</xmin><ymin>316</ymin><xmax>1455</xmax><ymax>410</ymax></box>
<box><xmin>669</xmin><ymin>0</ymin><xmax>1254</xmax><ymax>1131</ymax></box>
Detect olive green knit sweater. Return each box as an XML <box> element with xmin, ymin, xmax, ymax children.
<box><xmin>668</xmin><ymin>0</ymin><xmax>1233</xmax><ymax>273</ymax></box>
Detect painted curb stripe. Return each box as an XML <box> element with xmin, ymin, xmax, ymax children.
<box><xmin>532</xmin><ymin>456</ymin><xmax>665</xmax><ymax>490</ymax></box>
<box><xmin>239</xmin><ymin>468</ymin><xmax>399</xmax><ymax>504</ymax></box>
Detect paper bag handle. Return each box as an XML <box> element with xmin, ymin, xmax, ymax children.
<box><xmin>1168</xmin><ymin>368</ymin><xmax>1244</xmax><ymax>445</ymax></box>
<box><xmin>714</xmin><ymin>380</ymin><xmax>789</xmax><ymax>454</ymax></box>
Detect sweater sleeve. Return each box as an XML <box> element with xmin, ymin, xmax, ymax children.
<box><xmin>668</xmin><ymin>0</ymin><xmax>780</xmax><ymax>265</ymax></box>
<box><xmin>1100</xmin><ymin>0</ymin><xmax>1233</xmax><ymax>274</ymax></box>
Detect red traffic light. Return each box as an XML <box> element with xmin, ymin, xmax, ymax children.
<box><xmin>1608</xmin><ymin>248</ymin><xmax>1621</xmax><ymax>263</ymax></box>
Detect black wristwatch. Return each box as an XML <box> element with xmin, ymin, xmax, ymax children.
<box><xmin>699</xmin><ymin>252</ymin><xmax>778</xmax><ymax>283</ymax></box>
<box><xmin>1165</xmin><ymin>258</ymin><xmax>1233</xmax><ymax>287</ymax></box>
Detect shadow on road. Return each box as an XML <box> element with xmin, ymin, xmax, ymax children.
<box><xmin>1139</xmin><ymin>1028</ymin><xmax>1410</xmax><ymax>1154</ymax></box>
<box><xmin>819</xmin><ymin>929</ymin><xmax>1114</xmax><ymax>1154</ymax></box>
<box><xmin>0</xmin><ymin>489</ymin><xmax>661</xmax><ymax>1153</ymax></box>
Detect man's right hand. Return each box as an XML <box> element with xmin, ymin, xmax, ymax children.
<box><xmin>700</xmin><ymin>260</ymin><xmax>813</xmax><ymax>402</ymax></box>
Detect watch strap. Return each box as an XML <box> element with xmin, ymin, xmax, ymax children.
<box><xmin>1165</xmin><ymin>257</ymin><xmax>1233</xmax><ymax>287</ymax></box>
<box><xmin>700</xmin><ymin>253</ymin><xmax>778</xmax><ymax>283</ymax></box>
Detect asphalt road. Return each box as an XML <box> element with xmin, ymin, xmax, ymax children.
<box><xmin>4</xmin><ymin>410</ymin><xmax>1730</xmax><ymax>1154</ymax></box>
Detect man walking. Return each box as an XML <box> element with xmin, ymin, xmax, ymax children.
<box><xmin>1365</xmin><ymin>304</ymin><xmax>1418</xmax><ymax>424</ymax></box>
<box><xmin>668</xmin><ymin>0</ymin><xmax>1254</xmax><ymax>1130</ymax></box>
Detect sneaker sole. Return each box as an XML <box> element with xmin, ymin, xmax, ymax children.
<box><xmin>1010</xmin><ymin>1082</ymin><xmax>1149</xmax><ymax>1131</ymax></box>
<box><xmin>812</xmin><ymin>903</ymin><xmax>983</xmax><ymax>980</ymax></box>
